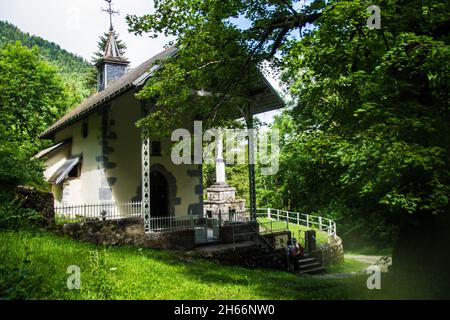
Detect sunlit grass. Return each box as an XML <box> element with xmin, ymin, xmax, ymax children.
<box><xmin>325</xmin><ymin>258</ymin><xmax>370</xmax><ymax>274</ymax></box>
<box><xmin>257</xmin><ymin>217</ymin><xmax>329</xmax><ymax>246</ymax></box>
<box><xmin>0</xmin><ymin>229</ymin><xmax>394</xmax><ymax>300</ymax></box>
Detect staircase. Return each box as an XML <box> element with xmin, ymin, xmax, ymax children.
<box><xmin>298</xmin><ymin>254</ymin><xmax>325</xmax><ymax>275</ymax></box>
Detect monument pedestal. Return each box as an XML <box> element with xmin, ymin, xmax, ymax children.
<box><xmin>203</xmin><ymin>182</ymin><xmax>245</xmax><ymax>221</ymax></box>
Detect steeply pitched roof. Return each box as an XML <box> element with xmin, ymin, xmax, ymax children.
<box><xmin>40</xmin><ymin>47</ymin><xmax>178</xmax><ymax>139</ymax></box>
<box><xmin>95</xmin><ymin>30</ymin><xmax>129</xmax><ymax>66</ymax></box>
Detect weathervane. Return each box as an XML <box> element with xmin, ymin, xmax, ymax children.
<box><xmin>102</xmin><ymin>0</ymin><xmax>119</xmax><ymax>31</ymax></box>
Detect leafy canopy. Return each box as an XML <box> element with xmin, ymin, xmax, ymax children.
<box><xmin>0</xmin><ymin>42</ymin><xmax>68</xmax><ymax>142</ymax></box>
<box><xmin>126</xmin><ymin>0</ymin><xmax>324</xmax><ymax>136</ymax></box>
<box><xmin>255</xmin><ymin>0</ymin><xmax>449</xmax><ymax>245</ymax></box>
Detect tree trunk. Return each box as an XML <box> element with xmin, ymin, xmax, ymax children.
<box><xmin>392</xmin><ymin>211</ymin><xmax>450</xmax><ymax>298</ymax></box>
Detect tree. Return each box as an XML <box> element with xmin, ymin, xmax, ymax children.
<box><xmin>0</xmin><ymin>21</ymin><xmax>95</xmax><ymax>107</ymax></box>
<box><xmin>0</xmin><ymin>42</ymin><xmax>69</xmax><ymax>227</ymax></box>
<box><xmin>280</xmin><ymin>0</ymin><xmax>449</xmax><ymax>293</ymax></box>
<box><xmin>126</xmin><ymin>0</ymin><xmax>324</xmax><ymax>136</ymax></box>
<box><xmin>0</xmin><ymin>42</ymin><xmax>68</xmax><ymax>143</ymax></box>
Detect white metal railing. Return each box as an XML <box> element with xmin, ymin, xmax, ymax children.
<box><xmin>54</xmin><ymin>202</ymin><xmax>141</xmax><ymax>222</ymax></box>
<box><xmin>54</xmin><ymin>202</ymin><xmax>206</xmax><ymax>233</ymax></box>
<box><xmin>148</xmin><ymin>215</ymin><xmax>206</xmax><ymax>232</ymax></box>
<box><xmin>54</xmin><ymin>202</ymin><xmax>336</xmax><ymax>237</ymax></box>
<box><xmin>255</xmin><ymin>208</ymin><xmax>337</xmax><ymax>237</ymax></box>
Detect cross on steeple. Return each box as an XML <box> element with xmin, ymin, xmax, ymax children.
<box><xmin>102</xmin><ymin>0</ymin><xmax>119</xmax><ymax>31</ymax></box>
<box><xmin>96</xmin><ymin>0</ymin><xmax>129</xmax><ymax>92</ymax></box>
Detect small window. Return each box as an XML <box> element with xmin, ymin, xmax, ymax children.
<box><xmin>151</xmin><ymin>141</ymin><xmax>161</xmax><ymax>156</ymax></box>
<box><xmin>82</xmin><ymin>121</ymin><xmax>88</xmax><ymax>138</ymax></box>
<box><xmin>68</xmin><ymin>163</ymin><xmax>81</xmax><ymax>178</ymax></box>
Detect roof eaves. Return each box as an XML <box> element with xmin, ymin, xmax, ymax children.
<box><xmin>260</xmin><ymin>73</ymin><xmax>286</xmax><ymax>109</ymax></box>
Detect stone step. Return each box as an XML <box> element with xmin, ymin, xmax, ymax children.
<box><xmin>195</xmin><ymin>239</ymin><xmax>224</xmax><ymax>247</ymax></box>
<box><xmin>299</xmin><ymin>266</ymin><xmax>325</xmax><ymax>275</ymax></box>
<box><xmin>299</xmin><ymin>262</ymin><xmax>322</xmax><ymax>270</ymax></box>
<box><xmin>298</xmin><ymin>257</ymin><xmax>316</xmax><ymax>264</ymax></box>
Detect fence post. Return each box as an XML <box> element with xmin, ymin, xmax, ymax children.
<box><xmin>297</xmin><ymin>212</ymin><xmax>300</xmax><ymax>225</ymax></box>
<box><xmin>267</xmin><ymin>208</ymin><xmax>271</xmax><ymax>219</ymax></box>
<box><xmin>319</xmin><ymin>217</ymin><xmax>322</xmax><ymax>231</ymax></box>
<box><xmin>276</xmin><ymin>210</ymin><xmax>279</xmax><ymax>221</ymax></box>
<box><xmin>328</xmin><ymin>220</ymin><xmax>332</xmax><ymax>236</ymax></box>
<box><xmin>306</xmin><ymin>215</ymin><xmax>309</xmax><ymax>228</ymax></box>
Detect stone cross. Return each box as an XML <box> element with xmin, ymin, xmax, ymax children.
<box><xmin>215</xmin><ymin>134</ymin><xmax>226</xmax><ymax>184</ymax></box>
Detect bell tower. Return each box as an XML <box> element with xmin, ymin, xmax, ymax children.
<box><xmin>96</xmin><ymin>0</ymin><xmax>129</xmax><ymax>92</ymax></box>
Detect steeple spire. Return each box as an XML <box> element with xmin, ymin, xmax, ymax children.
<box><xmin>104</xmin><ymin>30</ymin><xmax>123</xmax><ymax>59</ymax></box>
<box><xmin>96</xmin><ymin>0</ymin><xmax>129</xmax><ymax>92</ymax></box>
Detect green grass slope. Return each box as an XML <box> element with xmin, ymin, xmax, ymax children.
<box><xmin>0</xmin><ymin>229</ymin><xmax>386</xmax><ymax>300</ymax></box>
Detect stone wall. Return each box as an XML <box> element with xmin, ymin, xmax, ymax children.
<box><xmin>310</xmin><ymin>235</ymin><xmax>344</xmax><ymax>266</ymax></box>
<box><xmin>15</xmin><ymin>186</ymin><xmax>55</xmax><ymax>227</ymax></box>
<box><xmin>219</xmin><ymin>222</ymin><xmax>258</xmax><ymax>243</ymax></box>
<box><xmin>56</xmin><ymin>218</ymin><xmax>196</xmax><ymax>250</ymax></box>
<box><xmin>198</xmin><ymin>245</ymin><xmax>289</xmax><ymax>270</ymax></box>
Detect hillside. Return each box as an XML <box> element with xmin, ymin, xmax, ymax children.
<box><xmin>0</xmin><ymin>20</ymin><xmax>95</xmax><ymax>107</ymax></box>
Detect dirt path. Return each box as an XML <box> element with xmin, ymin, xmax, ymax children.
<box><xmin>345</xmin><ymin>254</ymin><xmax>391</xmax><ymax>272</ymax></box>
<box><xmin>309</xmin><ymin>254</ymin><xmax>392</xmax><ymax>279</ymax></box>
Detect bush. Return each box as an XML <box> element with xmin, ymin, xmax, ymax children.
<box><xmin>0</xmin><ymin>128</ymin><xmax>48</xmax><ymax>230</ymax></box>
<box><xmin>0</xmin><ymin>198</ymin><xmax>42</xmax><ymax>230</ymax></box>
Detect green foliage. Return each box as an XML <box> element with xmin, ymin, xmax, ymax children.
<box><xmin>0</xmin><ymin>200</ymin><xmax>41</xmax><ymax>231</ymax></box>
<box><xmin>0</xmin><ymin>42</ymin><xmax>68</xmax><ymax>141</ymax></box>
<box><xmin>0</xmin><ymin>248</ymin><xmax>35</xmax><ymax>300</ymax></box>
<box><xmin>0</xmin><ymin>140</ymin><xmax>44</xmax><ymax>230</ymax></box>
<box><xmin>0</xmin><ymin>20</ymin><xmax>95</xmax><ymax>106</ymax></box>
<box><xmin>127</xmin><ymin>0</ymin><xmax>311</xmax><ymax>137</ymax></box>
<box><xmin>0</xmin><ymin>40</ymin><xmax>69</xmax><ymax>229</ymax></box>
<box><xmin>257</xmin><ymin>0</ymin><xmax>450</xmax><ymax>245</ymax></box>
<box><xmin>0</xmin><ymin>135</ymin><xmax>44</xmax><ymax>230</ymax></box>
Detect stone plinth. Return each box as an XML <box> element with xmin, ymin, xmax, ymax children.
<box><xmin>203</xmin><ymin>183</ymin><xmax>245</xmax><ymax>217</ymax></box>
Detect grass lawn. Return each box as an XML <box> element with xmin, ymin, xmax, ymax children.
<box><xmin>257</xmin><ymin>217</ymin><xmax>329</xmax><ymax>246</ymax></box>
<box><xmin>0</xmin><ymin>228</ymin><xmax>402</xmax><ymax>300</ymax></box>
<box><xmin>344</xmin><ymin>247</ymin><xmax>393</xmax><ymax>257</ymax></box>
<box><xmin>325</xmin><ymin>258</ymin><xmax>371</xmax><ymax>274</ymax></box>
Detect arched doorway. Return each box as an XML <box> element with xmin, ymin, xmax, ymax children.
<box><xmin>150</xmin><ymin>170</ymin><xmax>169</xmax><ymax>217</ymax></box>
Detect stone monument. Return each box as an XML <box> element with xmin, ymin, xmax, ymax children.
<box><xmin>203</xmin><ymin>134</ymin><xmax>246</xmax><ymax>221</ymax></box>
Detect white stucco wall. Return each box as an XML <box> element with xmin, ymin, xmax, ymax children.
<box><xmin>44</xmin><ymin>89</ymin><xmax>202</xmax><ymax>218</ymax></box>
<box><xmin>107</xmin><ymin>90</ymin><xmax>202</xmax><ymax>216</ymax></box>
<box><xmin>47</xmin><ymin>110</ymin><xmax>105</xmax><ymax>206</ymax></box>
